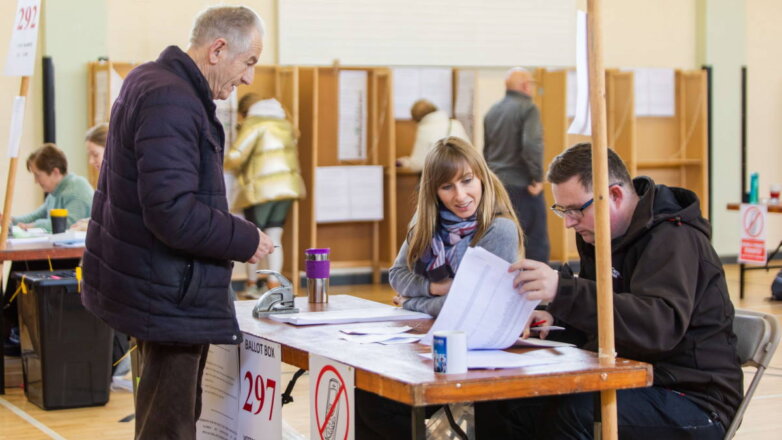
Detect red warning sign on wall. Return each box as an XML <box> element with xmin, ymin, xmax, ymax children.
<box><xmin>739</xmin><ymin>204</ymin><xmax>767</xmax><ymax>264</ymax></box>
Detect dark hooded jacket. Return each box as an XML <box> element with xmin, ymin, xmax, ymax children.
<box><xmin>82</xmin><ymin>46</ymin><xmax>259</xmax><ymax>345</ymax></box>
<box><xmin>548</xmin><ymin>176</ymin><xmax>743</xmax><ymax>427</ymax></box>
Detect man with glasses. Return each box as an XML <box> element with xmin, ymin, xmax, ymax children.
<box><xmin>477</xmin><ymin>143</ymin><xmax>742</xmax><ymax>439</ymax></box>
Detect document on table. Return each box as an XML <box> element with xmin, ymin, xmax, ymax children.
<box><xmin>269</xmin><ymin>306</ymin><xmax>430</xmax><ymax>326</ymax></box>
<box><xmin>422</xmin><ymin>246</ymin><xmax>540</xmax><ymax>349</ymax></box>
<box><xmin>421</xmin><ymin>348</ymin><xmax>568</xmax><ymax>370</ymax></box>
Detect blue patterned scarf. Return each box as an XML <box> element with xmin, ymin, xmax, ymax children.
<box><xmin>417</xmin><ymin>208</ymin><xmax>478</xmax><ymax>282</ymax></box>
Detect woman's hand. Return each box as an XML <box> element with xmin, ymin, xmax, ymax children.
<box><xmin>70</xmin><ymin>218</ymin><xmax>90</xmax><ymax>231</ymax></box>
<box><xmin>429</xmin><ymin>279</ymin><xmax>453</xmax><ymax>296</ymax></box>
<box><xmin>521</xmin><ymin>310</ymin><xmax>554</xmax><ymax>339</ymax></box>
<box><xmin>17</xmin><ymin>222</ymin><xmax>34</xmax><ymax>231</ymax></box>
<box><xmin>392</xmin><ymin>295</ymin><xmax>408</xmax><ymax>306</ymax></box>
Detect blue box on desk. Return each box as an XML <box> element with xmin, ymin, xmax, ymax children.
<box><xmin>12</xmin><ymin>270</ymin><xmax>112</xmax><ymax>410</ymax></box>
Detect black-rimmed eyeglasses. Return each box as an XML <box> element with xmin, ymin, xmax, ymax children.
<box><xmin>550</xmin><ymin>183</ymin><xmax>622</xmax><ymax>220</ymax></box>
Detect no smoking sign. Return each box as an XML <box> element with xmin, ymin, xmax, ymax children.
<box><xmin>739</xmin><ymin>203</ymin><xmax>767</xmax><ymax>264</ymax></box>
<box><xmin>309</xmin><ymin>355</ymin><xmax>354</xmax><ymax>440</ymax></box>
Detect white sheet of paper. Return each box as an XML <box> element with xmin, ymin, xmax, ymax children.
<box><xmin>196</xmin><ymin>344</ymin><xmax>240</xmax><ymax>440</ymax></box>
<box><xmin>568</xmin><ymin>10</ymin><xmax>591</xmax><ymax>136</ymax></box>
<box><xmin>338</xmin><ymin>70</ymin><xmax>368</xmax><ymax>160</ymax></box>
<box><xmin>339</xmin><ymin>333</ymin><xmax>422</xmax><ymax>344</ymax></box>
<box><xmin>7</xmin><ymin>96</ymin><xmax>25</xmax><ymax>158</ymax></box>
<box><xmin>422</xmin><ymin>247</ymin><xmax>540</xmax><ymax>349</ymax></box>
<box><xmin>340</xmin><ymin>325</ymin><xmax>413</xmax><ymax>335</ymax></box>
<box><xmin>93</xmin><ymin>69</ymin><xmax>109</xmax><ymax>125</ymax></box>
<box><xmin>454</xmin><ymin>69</ymin><xmax>476</xmax><ymax>140</ymax></box>
<box><xmin>270</xmin><ymin>307</ymin><xmax>429</xmax><ymax>326</ymax></box>
<box><xmin>513</xmin><ymin>338</ymin><xmax>575</xmax><ymax>349</ymax></box>
<box><xmin>421</xmin><ymin>348</ymin><xmax>569</xmax><ymax>369</ymax></box>
<box><xmin>315</xmin><ymin>166</ymin><xmax>383</xmax><ymax>223</ymax></box>
<box><xmin>110</xmin><ymin>67</ymin><xmax>124</xmax><ymax>111</ymax></box>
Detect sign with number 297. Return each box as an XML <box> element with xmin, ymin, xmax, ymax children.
<box><xmin>239</xmin><ymin>334</ymin><xmax>282</xmax><ymax>439</ymax></box>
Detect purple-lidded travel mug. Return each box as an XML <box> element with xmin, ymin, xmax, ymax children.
<box><xmin>305</xmin><ymin>248</ymin><xmax>330</xmax><ymax>303</ymax></box>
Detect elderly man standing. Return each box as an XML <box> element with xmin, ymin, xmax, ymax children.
<box><xmin>483</xmin><ymin>67</ymin><xmax>549</xmax><ymax>263</ymax></box>
<box><xmin>81</xmin><ymin>6</ymin><xmax>274</xmax><ymax>438</ymax></box>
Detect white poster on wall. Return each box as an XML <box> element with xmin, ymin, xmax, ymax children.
<box><xmin>315</xmin><ymin>166</ymin><xmax>383</xmax><ymax>223</ymax></box>
<box><xmin>338</xmin><ymin>70</ymin><xmax>368</xmax><ymax>161</ymax></box>
<box><xmin>393</xmin><ymin>67</ymin><xmax>453</xmax><ymax>119</ymax></box>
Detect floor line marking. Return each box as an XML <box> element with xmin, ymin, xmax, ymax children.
<box><xmin>0</xmin><ymin>396</ymin><xmax>66</xmax><ymax>440</ymax></box>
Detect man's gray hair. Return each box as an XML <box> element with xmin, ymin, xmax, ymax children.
<box><xmin>190</xmin><ymin>6</ymin><xmax>265</xmax><ymax>54</ymax></box>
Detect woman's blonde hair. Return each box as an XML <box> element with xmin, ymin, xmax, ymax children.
<box><xmin>405</xmin><ymin>136</ymin><xmax>524</xmax><ymax>269</ymax></box>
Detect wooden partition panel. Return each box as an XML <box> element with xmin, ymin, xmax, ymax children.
<box><xmin>295</xmin><ymin>67</ymin><xmax>397</xmax><ymax>282</ymax></box>
<box><xmin>606</xmin><ymin>70</ymin><xmax>636</xmax><ymax>176</ymax></box>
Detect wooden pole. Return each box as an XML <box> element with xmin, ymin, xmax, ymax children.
<box><xmin>0</xmin><ymin>76</ymin><xmax>31</xmax><ymax>251</ymax></box>
<box><xmin>586</xmin><ymin>0</ymin><xmax>618</xmax><ymax>439</ymax></box>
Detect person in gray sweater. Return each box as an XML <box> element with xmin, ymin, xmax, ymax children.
<box><xmin>390</xmin><ymin>136</ymin><xmax>524</xmax><ymax>316</ymax></box>
<box><xmin>358</xmin><ymin>137</ymin><xmax>524</xmax><ymax>439</ymax></box>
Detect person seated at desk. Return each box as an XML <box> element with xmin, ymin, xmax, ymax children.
<box><xmin>486</xmin><ymin>143</ymin><xmax>742</xmax><ymax>439</ymax></box>
<box><xmin>396</xmin><ymin>99</ymin><xmax>468</xmax><ymax>172</ymax></box>
<box><xmin>71</xmin><ymin>123</ymin><xmax>108</xmax><ymax>231</ymax></box>
<box><xmin>356</xmin><ymin>136</ymin><xmax>524</xmax><ymax>439</ymax></box>
<box><xmin>2</xmin><ymin>143</ymin><xmax>93</xmax><ymax>233</ymax></box>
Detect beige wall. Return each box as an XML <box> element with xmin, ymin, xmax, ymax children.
<box><xmin>747</xmin><ymin>0</ymin><xmax>782</xmax><ymax>249</ymax></box>
<box><xmin>107</xmin><ymin>0</ymin><xmax>277</xmax><ymax>65</ymax></box>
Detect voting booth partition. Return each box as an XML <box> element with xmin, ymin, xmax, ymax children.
<box><xmin>534</xmin><ymin>68</ymin><xmax>710</xmax><ymax>263</ymax></box>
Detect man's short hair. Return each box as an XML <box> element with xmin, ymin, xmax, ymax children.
<box><xmin>410</xmin><ymin>99</ymin><xmax>438</xmax><ymax>122</ymax></box>
<box><xmin>547</xmin><ymin>142</ymin><xmax>632</xmax><ymax>191</ymax></box>
<box><xmin>27</xmin><ymin>143</ymin><xmax>68</xmax><ymax>175</ymax></box>
<box><xmin>190</xmin><ymin>6</ymin><xmax>265</xmax><ymax>54</ymax></box>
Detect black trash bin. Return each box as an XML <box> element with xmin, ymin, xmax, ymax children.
<box><xmin>13</xmin><ymin>270</ymin><xmax>113</xmax><ymax>410</ymax></box>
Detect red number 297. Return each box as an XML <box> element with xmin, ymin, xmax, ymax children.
<box><xmin>16</xmin><ymin>6</ymin><xmax>38</xmax><ymax>31</ymax></box>
<box><xmin>242</xmin><ymin>371</ymin><xmax>277</xmax><ymax>421</ymax></box>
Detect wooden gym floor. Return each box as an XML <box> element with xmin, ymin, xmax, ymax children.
<box><xmin>1</xmin><ymin>265</ymin><xmax>780</xmax><ymax>439</ymax></box>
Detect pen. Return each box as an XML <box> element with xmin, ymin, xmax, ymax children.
<box><xmin>530</xmin><ymin>319</ymin><xmax>547</xmax><ymax>327</ymax></box>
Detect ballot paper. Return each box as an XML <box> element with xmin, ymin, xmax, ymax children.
<box><xmin>269</xmin><ymin>307</ymin><xmax>430</xmax><ymax>325</ymax></box>
<box><xmin>339</xmin><ymin>333</ymin><xmax>422</xmax><ymax>344</ymax></box>
<box><xmin>340</xmin><ymin>325</ymin><xmax>413</xmax><ymax>335</ymax></box>
<box><xmin>421</xmin><ymin>348</ymin><xmax>568</xmax><ymax>370</ymax></box>
<box><xmin>422</xmin><ymin>246</ymin><xmax>540</xmax><ymax>349</ymax></box>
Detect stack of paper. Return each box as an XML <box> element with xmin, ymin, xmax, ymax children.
<box><xmin>269</xmin><ymin>307</ymin><xmax>430</xmax><ymax>326</ymax></box>
<box><xmin>339</xmin><ymin>325</ymin><xmax>421</xmax><ymax>344</ymax></box>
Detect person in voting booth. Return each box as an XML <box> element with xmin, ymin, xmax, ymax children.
<box><xmin>225</xmin><ymin>93</ymin><xmax>305</xmax><ymax>298</ymax></box>
<box><xmin>2</xmin><ymin>144</ymin><xmax>93</xmax><ymax>233</ymax></box>
<box><xmin>483</xmin><ymin>67</ymin><xmax>550</xmax><ymax>264</ymax></box>
<box><xmin>396</xmin><ymin>98</ymin><xmax>469</xmax><ymax>172</ymax></box>
<box><xmin>71</xmin><ymin>122</ymin><xmax>108</xmax><ymax>232</ymax></box>
<box><xmin>81</xmin><ymin>6</ymin><xmax>275</xmax><ymax>439</ymax></box>
<box><xmin>486</xmin><ymin>143</ymin><xmax>742</xmax><ymax>439</ymax></box>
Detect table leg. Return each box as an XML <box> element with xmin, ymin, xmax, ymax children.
<box><xmin>739</xmin><ymin>263</ymin><xmax>746</xmax><ymax>300</ymax></box>
<box><xmin>1</xmin><ymin>272</ymin><xmax>4</xmax><ymax>394</ymax></box>
<box><xmin>411</xmin><ymin>406</ymin><xmax>426</xmax><ymax>440</ymax></box>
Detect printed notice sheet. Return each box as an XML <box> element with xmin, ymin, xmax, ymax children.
<box><xmin>422</xmin><ymin>246</ymin><xmax>539</xmax><ymax>349</ymax></box>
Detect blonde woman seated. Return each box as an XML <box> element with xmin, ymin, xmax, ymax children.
<box><xmin>390</xmin><ymin>136</ymin><xmax>524</xmax><ymax>316</ymax></box>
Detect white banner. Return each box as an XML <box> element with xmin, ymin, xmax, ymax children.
<box><xmin>197</xmin><ymin>345</ymin><xmax>241</xmax><ymax>440</ymax></box>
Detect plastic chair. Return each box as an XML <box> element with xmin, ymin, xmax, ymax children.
<box><xmin>725</xmin><ymin>309</ymin><xmax>781</xmax><ymax>439</ymax></box>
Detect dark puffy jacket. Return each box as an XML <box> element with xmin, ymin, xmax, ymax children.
<box><xmin>82</xmin><ymin>46</ymin><xmax>259</xmax><ymax>345</ymax></box>
<box><xmin>549</xmin><ymin>177</ymin><xmax>743</xmax><ymax>428</ymax></box>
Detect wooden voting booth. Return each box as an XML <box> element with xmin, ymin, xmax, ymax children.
<box><xmin>535</xmin><ymin>68</ymin><xmax>709</xmax><ymax>263</ymax></box>
<box><xmin>87</xmin><ymin>63</ymin><xmax>304</xmax><ymax>287</ymax></box>
<box><xmin>296</xmin><ymin>66</ymin><xmax>396</xmax><ymax>283</ymax></box>
<box><xmin>394</xmin><ymin>68</ymin><xmax>477</xmax><ymax>249</ymax></box>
